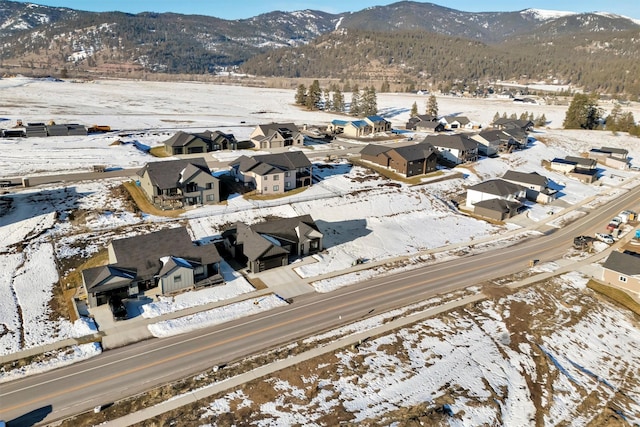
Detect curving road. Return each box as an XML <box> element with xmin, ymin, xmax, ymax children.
<box><xmin>1</xmin><ymin>184</ymin><xmax>639</xmax><ymax>425</ymax></box>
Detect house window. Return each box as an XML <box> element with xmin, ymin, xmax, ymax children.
<box><xmin>273</xmin><ymin>175</ymin><xmax>279</xmax><ymax>180</ymax></box>
<box><xmin>285</xmin><ymin>182</ymin><xmax>291</xmax><ymax>188</ymax></box>
<box><xmin>264</xmin><ymin>187</ymin><xmax>268</xmax><ymax>192</ymax></box>
<box><xmin>206</xmin><ymin>194</ymin><xmax>215</xmax><ymax>202</ymax></box>
<box><xmin>285</xmin><ymin>171</ymin><xmax>291</xmax><ymax>177</ymax></box>
<box><xmin>174</xmin><ymin>274</ymin><xmax>182</xmax><ymax>283</ymax></box>
<box><xmin>310</xmin><ymin>240</ymin><xmax>319</xmax><ymax>250</ymax></box>
<box><xmin>194</xmin><ymin>266</ymin><xmax>204</xmax><ymax>275</ymax></box>
<box><xmin>186</xmin><ymin>183</ymin><xmax>197</xmax><ymax>193</ymax></box>
<box><xmin>264</xmin><ymin>176</ymin><xmax>268</xmax><ymax>180</ymax></box>
<box><xmin>619</xmin><ymin>275</ymin><xmax>627</xmax><ymax>283</ymax></box>
<box><xmin>273</xmin><ymin>185</ymin><xmax>279</xmax><ymax>191</ymax></box>
<box><xmin>206</xmin><ymin>182</ymin><xmax>214</xmax><ymax>190</ymax></box>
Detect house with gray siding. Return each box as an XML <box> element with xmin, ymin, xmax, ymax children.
<box><xmin>82</xmin><ymin>227</ymin><xmax>223</xmax><ymax>307</ymax></box>
<box><xmin>223</xmin><ymin>215</ymin><xmax>323</xmax><ymax>273</ymax></box>
<box><xmin>137</xmin><ymin>158</ymin><xmax>220</xmax><ymax>209</ymax></box>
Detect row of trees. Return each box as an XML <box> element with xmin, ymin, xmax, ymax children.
<box><xmin>563</xmin><ymin>93</ymin><xmax>640</xmax><ymax>136</ymax></box>
<box><xmin>295</xmin><ymin>80</ymin><xmax>378</xmax><ymax>116</ymax></box>
<box><xmin>493</xmin><ymin>111</ymin><xmax>547</xmax><ymax>127</ymax></box>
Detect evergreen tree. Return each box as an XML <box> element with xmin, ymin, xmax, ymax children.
<box><xmin>509</xmin><ymin>113</ymin><xmax>517</xmax><ymax>119</ymax></box>
<box><xmin>362</xmin><ymin>86</ymin><xmax>378</xmax><ymax>116</ymax></box>
<box><xmin>607</xmin><ymin>103</ymin><xmax>622</xmax><ymax>132</ymax></box>
<box><xmin>380</xmin><ymin>79</ymin><xmax>390</xmax><ymax>93</ymax></box>
<box><xmin>535</xmin><ymin>114</ymin><xmax>547</xmax><ymax>127</ymax></box>
<box><xmin>502</xmin><ymin>112</ymin><xmax>507</xmax><ymax>119</ymax></box>
<box><xmin>519</xmin><ymin>111</ymin><xmax>528</xmax><ymax>120</ymax></box>
<box><xmin>323</xmin><ymin>88</ymin><xmax>332</xmax><ymax>111</ymax></box>
<box><xmin>563</xmin><ymin>93</ymin><xmax>603</xmax><ymax>129</ymax></box>
<box><xmin>411</xmin><ymin>101</ymin><xmax>418</xmax><ymax>117</ymax></box>
<box><xmin>426</xmin><ymin>94</ymin><xmax>438</xmax><ymax>117</ymax></box>
<box><xmin>305</xmin><ymin>79</ymin><xmax>322</xmax><ymax>110</ymax></box>
<box><xmin>295</xmin><ymin>84</ymin><xmax>307</xmax><ymax>105</ymax></box>
<box><xmin>332</xmin><ymin>89</ymin><xmax>345</xmax><ymax>112</ymax></box>
<box><xmin>618</xmin><ymin>111</ymin><xmax>636</xmax><ymax>133</ymax></box>
<box><xmin>350</xmin><ymin>85</ymin><xmax>361</xmax><ymax>116</ymax></box>
<box><xmin>493</xmin><ymin>112</ymin><xmax>501</xmax><ymax>123</ymax></box>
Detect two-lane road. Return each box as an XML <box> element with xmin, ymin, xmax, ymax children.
<box><xmin>2</xmin><ymin>184</ymin><xmax>639</xmax><ymax>425</ymax></box>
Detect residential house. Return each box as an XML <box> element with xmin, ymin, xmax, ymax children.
<box><xmin>405</xmin><ymin>114</ymin><xmax>437</xmax><ymax>130</ymax></box>
<box><xmin>441</xmin><ymin>115</ymin><xmax>473</xmax><ymax>130</ymax></box>
<box><xmin>82</xmin><ymin>227</ymin><xmax>223</xmax><ymax>307</ymax></box>
<box><xmin>493</xmin><ymin>118</ymin><xmax>534</xmax><ymax>132</ymax></box>
<box><xmin>223</xmin><ymin>215</ymin><xmax>323</xmax><ymax>273</ymax></box>
<box><xmin>137</xmin><ymin>157</ymin><xmax>220</xmax><ymax>209</ymax></box>
<box><xmin>415</xmin><ymin>121</ymin><xmax>445</xmax><ymax>133</ymax></box>
<box><xmin>471</xmin><ymin>130</ymin><xmax>508</xmax><ymax>157</ymax></box>
<box><xmin>327</xmin><ymin>116</ymin><xmax>391</xmax><ymax>138</ymax></box>
<box><xmin>601</xmin><ymin>250</ymin><xmax>640</xmax><ymax>294</ymax></box>
<box><xmin>250</xmin><ymin>123</ymin><xmax>304</xmax><ymax>149</ymax></box>
<box><xmin>360</xmin><ymin>142</ymin><xmax>438</xmax><ymax>177</ymax></box>
<box><xmin>501</xmin><ymin>170</ymin><xmax>556</xmax><ymax>204</ymax></box>
<box><xmin>163</xmin><ymin>130</ymin><xmax>237</xmax><ymax>155</ymax></box>
<box><xmin>425</xmin><ymin>134</ymin><xmax>479</xmax><ymax>165</ymax></box>
<box><xmin>550</xmin><ymin>156</ymin><xmax>598</xmax><ymax>183</ymax></box>
<box><xmin>229</xmin><ymin>151</ymin><xmax>312</xmax><ymax>195</ymax></box>
<box><xmin>588</xmin><ymin>147</ymin><xmax>629</xmax><ymax>170</ymax></box>
<box><xmin>466</xmin><ymin>179</ymin><xmax>527</xmax><ymax>220</ymax></box>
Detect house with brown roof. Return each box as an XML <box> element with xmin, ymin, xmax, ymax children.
<box><xmin>405</xmin><ymin>114</ymin><xmax>438</xmax><ymax>130</ymax></box>
<box><xmin>250</xmin><ymin>123</ymin><xmax>304</xmax><ymax>149</ymax></box>
<box><xmin>601</xmin><ymin>250</ymin><xmax>640</xmax><ymax>294</ymax></box>
<box><xmin>466</xmin><ymin>179</ymin><xmax>527</xmax><ymax>220</ymax></box>
<box><xmin>82</xmin><ymin>227</ymin><xmax>223</xmax><ymax>307</ymax></box>
<box><xmin>360</xmin><ymin>142</ymin><xmax>438</xmax><ymax>177</ymax></box>
<box><xmin>137</xmin><ymin>158</ymin><xmax>220</xmax><ymax>209</ymax></box>
<box><xmin>223</xmin><ymin>215</ymin><xmax>323</xmax><ymax>273</ymax></box>
<box><xmin>229</xmin><ymin>151</ymin><xmax>312</xmax><ymax>195</ymax></box>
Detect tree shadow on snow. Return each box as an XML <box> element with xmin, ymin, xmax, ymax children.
<box><xmin>315</xmin><ymin>219</ymin><xmax>371</xmax><ymax>247</ymax></box>
<box><xmin>0</xmin><ymin>186</ymin><xmax>91</xmax><ymax>228</ymax></box>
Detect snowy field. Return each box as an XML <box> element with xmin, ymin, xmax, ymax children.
<box><xmin>1</xmin><ymin>76</ymin><xmax>639</xmax><ymax>388</ymax></box>
<box><xmin>194</xmin><ymin>273</ymin><xmax>640</xmax><ymax>426</ymax></box>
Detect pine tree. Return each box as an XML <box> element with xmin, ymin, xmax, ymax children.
<box><xmin>563</xmin><ymin>93</ymin><xmax>603</xmax><ymax>130</ymax></box>
<box><xmin>493</xmin><ymin>112</ymin><xmax>501</xmax><ymax>123</ymax></box>
<box><xmin>332</xmin><ymin>89</ymin><xmax>344</xmax><ymax>112</ymax></box>
<box><xmin>350</xmin><ymin>85</ymin><xmax>361</xmax><ymax>116</ymax></box>
<box><xmin>295</xmin><ymin>84</ymin><xmax>307</xmax><ymax>105</ymax></box>
<box><xmin>519</xmin><ymin>111</ymin><xmax>528</xmax><ymax>120</ymax></box>
<box><xmin>380</xmin><ymin>79</ymin><xmax>390</xmax><ymax>93</ymax></box>
<box><xmin>323</xmin><ymin>88</ymin><xmax>332</xmax><ymax>111</ymax></box>
<box><xmin>305</xmin><ymin>80</ymin><xmax>322</xmax><ymax>110</ymax></box>
<box><xmin>607</xmin><ymin>103</ymin><xmax>622</xmax><ymax>132</ymax></box>
<box><xmin>362</xmin><ymin>86</ymin><xmax>378</xmax><ymax>116</ymax></box>
<box><xmin>426</xmin><ymin>94</ymin><xmax>438</xmax><ymax>117</ymax></box>
<box><xmin>535</xmin><ymin>114</ymin><xmax>547</xmax><ymax>127</ymax></box>
<box><xmin>411</xmin><ymin>101</ymin><xmax>418</xmax><ymax>117</ymax></box>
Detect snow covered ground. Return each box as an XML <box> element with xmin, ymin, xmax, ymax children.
<box><xmin>1</xmin><ymin>77</ymin><xmax>639</xmax><ymax>395</ymax></box>
<box><xmin>195</xmin><ymin>273</ymin><xmax>640</xmax><ymax>426</ymax></box>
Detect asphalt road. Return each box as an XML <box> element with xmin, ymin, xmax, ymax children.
<box><xmin>1</xmin><ymin>184</ymin><xmax>639</xmax><ymax>425</ymax></box>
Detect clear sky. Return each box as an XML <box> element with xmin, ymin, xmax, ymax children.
<box><xmin>13</xmin><ymin>0</ymin><xmax>640</xmax><ymax>21</ymax></box>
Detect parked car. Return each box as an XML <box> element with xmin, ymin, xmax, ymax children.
<box><xmin>595</xmin><ymin>233</ymin><xmax>615</xmax><ymax>244</ymax></box>
<box><xmin>606</xmin><ymin>222</ymin><xmax>620</xmax><ymax>232</ymax></box>
<box><xmin>108</xmin><ymin>295</ymin><xmax>127</xmax><ymax>320</ymax></box>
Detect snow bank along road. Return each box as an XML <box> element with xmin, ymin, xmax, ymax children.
<box><xmin>1</xmin><ymin>184</ymin><xmax>639</xmax><ymax>425</ymax></box>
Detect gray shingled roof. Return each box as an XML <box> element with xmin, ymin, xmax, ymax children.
<box><xmin>603</xmin><ymin>251</ymin><xmax>640</xmax><ymax>276</ymax></box>
<box><xmin>82</xmin><ymin>265</ymin><xmax>137</xmax><ymax>293</ymax></box>
<box><xmin>502</xmin><ymin>170</ymin><xmax>548</xmax><ymax>187</ymax></box>
<box><xmin>360</xmin><ymin>144</ymin><xmax>391</xmax><ymax>157</ymax></box>
<box><xmin>468</xmin><ymin>179</ymin><xmax>526</xmax><ymax>197</ymax></box>
<box><xmin>231</xmin><ymin>152</ymin><xmax>311</xmax><ymax>174</ymax></box>
<box><xmin>473</xmin><ymin>198</ymin><xmax>522</xmax><ymax>213</ymax></box>
<box><xmin>137</xmin><ymin>158</ymin><xmax>212</xmax><ymax>190</ymax></box>
<box><xmin>426</xmin><ymin>134</ymin><xmax>478</xmax><ymax>151</ymax></box>
<box><xmin>110</xmin><ymin>227</ymin><xmax>220</xmax><ymax>282</ymax></box>
<box><xmin>234</xmin><ymin>215</ymin><xmax>321</xmax><ymax>261</ymax></box>
<box><xmin>565</xmin><ymin>156</ymin><xmax>597</xmax><ymax>168</ymax></box>
<box><xmin>393</xmin><ymin>142</ymin><xmax>437</xmax><ymax>162</ymax></box>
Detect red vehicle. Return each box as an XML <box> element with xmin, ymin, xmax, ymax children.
<box><xmin>606</xmin><ymin>223</ymin><xmax>619</xmax><ymax>232</ymax></box>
